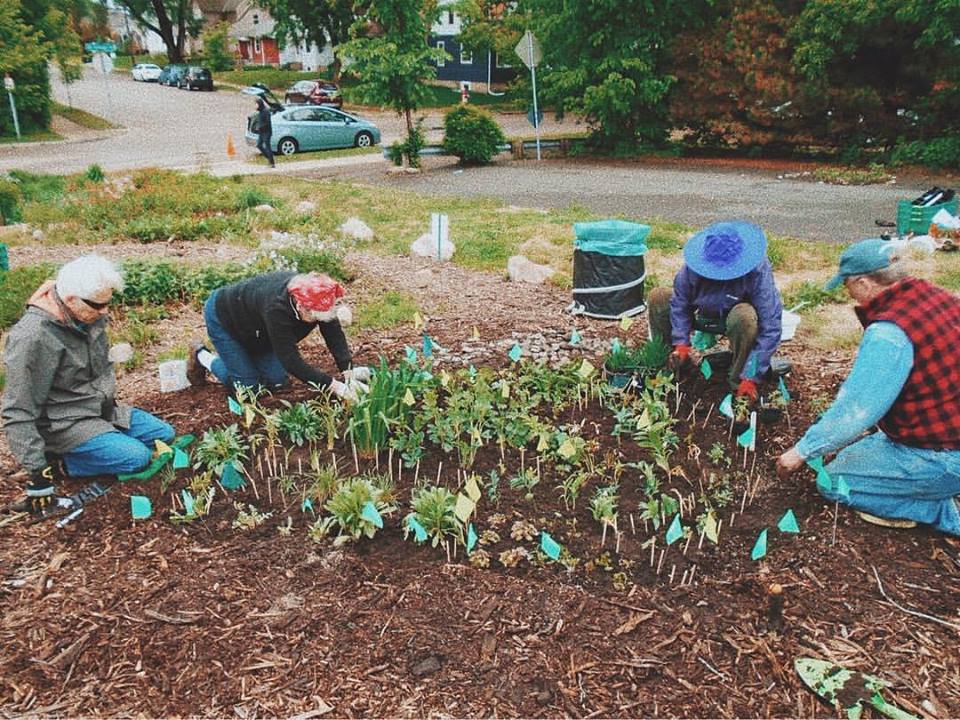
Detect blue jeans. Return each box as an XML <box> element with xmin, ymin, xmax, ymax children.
<box><xmin>203</xmin><ymin>289</ymin><xmax>288</xmax><ymax>391</ymax></box>
<box><xmin>823</xmin><ymin>432</ymin><xmax>960</xmax><ymax>536</ymax></box>
<box><xmin>64</xmin><ymin>408</ymin><xmax>175</xmax><ymax>477</ymax></box>
<box><xmin>257</xmin><ymin>133</ymin><xmax>274</xmax><ymax>166</ymax></box>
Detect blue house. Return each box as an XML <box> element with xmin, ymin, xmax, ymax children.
<box><xmin>429</xmin><ymin>3</ymin><xmax>516</xmax><ymax>90</ymax></box>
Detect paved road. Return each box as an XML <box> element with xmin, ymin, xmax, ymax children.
<box><xmin>0</xmin><ymin>66</ymin><xmax>574</xmax><ymax>176</ymax></box>
<box><xmin>298</xmin><ymin>156</ymin><xmax>928</xmax><ymax>242</ymax></box>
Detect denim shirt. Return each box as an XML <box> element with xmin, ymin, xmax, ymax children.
<box><xmin>669</xmin><ymin>259</ymin><xmax>783</xmax><ymax>379</ymax></box>
<box><xmin>796</xmin><ymin>321</ymin><xmax>913</xmax><ymax>459</ymax></box>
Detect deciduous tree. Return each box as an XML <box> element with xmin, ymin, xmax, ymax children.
<box><xmin>111</xmin><ymin>0</ymin><xmax>201</xmax><ymax>63</ymax></box>
<box><xmin>259</xmin><ymin>0</ymin><xmax>355</xmax><ymax>80</ymax></box>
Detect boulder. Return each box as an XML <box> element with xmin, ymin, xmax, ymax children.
<box><xmin>507</xmin><ymin>255</ymin><xmax>555</xmax><ymax>284</ymax></box>
<box><xmin>412</xmin><ymin>268</ymin><xmax>435</xmax><ymax>288</ymax></box>
<box><xmin>339</xmin><ymin>217</ymin><xmax>374</xmax><ymax>241</ymax></box>
<box><xmin>411</xmin><ymin>233</ymin><xmax>455</xmax><ymax>261</ymax></box>
<box><xmin>32</xmin><ymin>228</ymin><xmax>44</xmax><ymax>241</ymax></box>
<box><xmin>295</xmin><ymin>200</ymin><xmax>317</xmax><ymax>215</ymax></box>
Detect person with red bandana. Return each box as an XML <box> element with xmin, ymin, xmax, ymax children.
<box><xmin>777</xmin><ymin>239</ymin><xmax>960</xmax><ymax>535</ymax></box>
<box><xmin>188</xmin><ymin>271</ymin><xmax>369</xmax><ymax>402</ymax></box>
<box><xmin>647</xmin><ymin>220</ymin><xmax>783</xmax><ymax>401</ymax></box>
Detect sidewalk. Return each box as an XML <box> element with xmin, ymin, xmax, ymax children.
<box><xmin>172</xmin><ymin>150</ymin><xmax>387</xmax><ymax>177</ymax></box>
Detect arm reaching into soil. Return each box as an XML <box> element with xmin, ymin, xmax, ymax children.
<box><xmin>792</xmin><ymin>322</ymin><xmax>913</xmax><ymax>461</ymax></box>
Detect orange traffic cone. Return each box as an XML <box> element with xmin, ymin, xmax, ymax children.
<box><xmin>226</xmin><ymin>133</ymin><xmax>236</xmax><ymax>158</ymax></box>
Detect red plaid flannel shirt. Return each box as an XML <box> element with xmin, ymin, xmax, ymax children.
<box><xmin>858</xmin><ymin>277</ymin><xmax>960</xmax><ymax>449</ymax></box>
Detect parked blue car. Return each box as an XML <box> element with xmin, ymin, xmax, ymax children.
<box><xmin>245</xmin><ymin>102</ymin><xmax>381</xmax><ymax>155</ymax></box>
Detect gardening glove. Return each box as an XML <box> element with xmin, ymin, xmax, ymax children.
<box><xmin>669</xmin><ymin>344</ymin><xmax>692</xmax><ymax>372</ymax></box>
<box><xmin>25</xmin><ymin>466</ymin><xmax>57</xmax><ymax>514</ymax></box>
<box><xmin>736</xmin><ymin>378</ymin><xmax>759</xmax><ymax>402</ymax></box>
<box><xmin>343</xmin><ymin>366</ymin><xmax>372</xmax><ymax>383</ymax></box>
<box><xmin>328</xmin><ymin>379</ymin><xmax>359</xmax><ymax>403</ymax></box>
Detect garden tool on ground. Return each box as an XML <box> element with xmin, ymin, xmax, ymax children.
<box><xmin>795</xmin><ymin>657</ymin><xmax>919</xmax><ymax>720</ymax></box>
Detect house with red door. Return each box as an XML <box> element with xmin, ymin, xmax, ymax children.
<box><xmin>229</xmin><ymin>1</ymin><xmax>332</xmax><ymax>70</ymax></box>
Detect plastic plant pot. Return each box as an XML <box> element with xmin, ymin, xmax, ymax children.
<box><xmin>603</xmin><ymin>365</ymin><xmax>635</xmax><ymax>389</ymax></box>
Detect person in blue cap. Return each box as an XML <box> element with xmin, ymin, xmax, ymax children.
<box><xmin>648</xmin><ymin>220</ymin><xmax>783</xmax><ymax>400</ymax></box>
<box><xmin>778</xmin><ymin>239</ymin><xmax>960</xmax><ymax>535</ymax></box>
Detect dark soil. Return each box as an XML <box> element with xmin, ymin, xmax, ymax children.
<box><xmin>2</xmin><ymin>319</ymin><xmax>959</xmax><ymax>718</ymax></box>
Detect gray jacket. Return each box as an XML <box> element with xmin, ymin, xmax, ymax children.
<box><xmin>2</xmin><ymin>307</ymin><xmax>132</xmax><ymax>472</ymax></box>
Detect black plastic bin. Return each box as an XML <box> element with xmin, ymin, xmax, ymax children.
<box><xmin>569</xmin><ymin>220</ymin><xmax>650</xmax><ymax>319</ymax></box>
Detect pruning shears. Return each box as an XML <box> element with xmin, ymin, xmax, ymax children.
<box><xmin>795</xmin><ymin>658</ymin><xmax>919</xmax><ymax>720</ymax></box>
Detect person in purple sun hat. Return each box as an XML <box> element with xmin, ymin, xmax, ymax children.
<box><xmin>647</xmin><ymin>220</ymin><xmax>783</xmax><ymax>400</ymax></box>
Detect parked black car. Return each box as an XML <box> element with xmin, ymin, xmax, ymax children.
<box><xmin>158</xmin><ymin>64</ymin><xmax>187</xmax><ymax>86</ymax></box>
<box><xmin>180</xmin><ymin>66</ymin><xmax>214</xmax><ymax>91</ymax></box>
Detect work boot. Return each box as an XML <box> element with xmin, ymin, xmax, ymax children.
<box><xmin>187</xmin><ymin>340</ymin><xmax>210</xmax><ymax>386</ymax></box>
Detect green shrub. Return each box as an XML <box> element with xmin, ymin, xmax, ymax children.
<box><xmin>0</xmin><ymin>264</ymin><xmax>54</xmax><ymax>330</ymax></box>
<box><xmin>274</xmin><ymin>247</ymin><xmax>350</xmax><ymax>281</ymax></box>
<box><xmin>442</xmin><ymin>106</ymin><xmax>506</xmax><ymax>164</ymax></box>
<box><xmin>890</xmin><ymin>136</ymin><xmax>960</xmax><ymax>170</ymax></box>
<box><xmin>0</xmin><ymin>178</ymin><xmax>22</xmax><ymax>224</ymax></box>
<box><xmin>388</xmin><ymin>120</ymin><xmax>425</xmax><ymax>168</ymax></box>
<box><xmin>235</xmin><ymin>185</ymin><xmax>275</xmax><ymax>210</ymax></box>
<box><xmin>85</xmin><ymin>164</ymin><xmax>105</xmax><ymax>183</ymax></box>
<box><xmin>7</xmin><ymin>170</ymin><xmax>64</xmax><ymax>203</ymax></box>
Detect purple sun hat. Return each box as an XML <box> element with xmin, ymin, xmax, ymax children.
<box><xmin>683</xmin><ymin>220</ymin><xmax>768</xmax><ymax>280</ymax></box>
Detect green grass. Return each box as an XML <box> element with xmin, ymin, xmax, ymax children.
<box><xmin>53</xmin><ymin>102</ymin><xmax>118</xmax><ymax>130</ymax></box>
<box><xmin>0</xmin><ymin>130</ymin><xmax>62</xmax><ymax>144</ymax></box>
<box><xmin>355</xmin><ymin>290</ymin><xmax>420</xmax><ymax>330</ymax></box>
<box><xmin>6</xmin><ymin>170</ymin><xmax>65</xmax><ymax>203</ymax></box>
<box><xmin>249</xmin><ymin>146</ymin><xmax>381</xmax><ymax>165</ymax></box>
<box><xmin>812</xmin><ymin>163</ymin><xmax>894</xmax><ymax>186</ymax></box>
<box><xmin>0</xmin><ymin>264</ymin><xmax>54</xmax><ymax>331</ymax></box>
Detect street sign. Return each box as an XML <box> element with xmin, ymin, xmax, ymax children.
<box><xmin>85</xmin><ymin>41</ymin><xmax>117</xmax><ymax>53</ymax></box>
<box><xmin>527</xmin><ymin>107</ymin><xmax>544</xmax><ymax>128</ymax></box>
<box><xmin>514</xmin><ymin>31</ymin><xmax>542</xmax><ymax>69</ymax></box>
<box><xmin>93</xmin><ymin>52</ymin><xmax>114</xmax><ymax>74</ymax></box>
<box><xmin>3</xmin><ymin>75</ymin><xmax>13</xmax><ymax>91</ymax></box>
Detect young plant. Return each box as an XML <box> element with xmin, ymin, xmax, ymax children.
<box><xmin>170</xmin><ymin>485</ymin><xmax>216</xmax><ymax>524</ymax></box>
<box><xmin>306</xmin><ymin>461</ymin><xmax>340</xmax><ymax>507</ymax></box>
<box><xmin>405</xmin><ymin>485</ymin><xmax>463</xmax><ymax>548</ymax></box>
<box><xmin>324</xmin><ymin>475</ymin><xmax>397</xmax><ymax>545</ymax></box>
<box><xmin>556</xmin><ymin>469</ymin><xmax>589</xmax><ymax>510</ymax></box>
<box><xmin>590</xmin><ymin>484</ymin><xmax>620</xmax><ymax>535</ymax></box>
<box><xmin>347</xmin><ymin>357</ymin><xmax>427</xmax><ymax>456</ymax></box>
<box><xmin>509</xmin><ymin>467</ymin><xmax>540</xmax><ymax>501</ymax></box>
<box><xmin>604</xmin><ymin>345</ymin><xmax>638</xmax><ymax>372</ymax></box>
<box><xmin>232</xmin><ymin>502</ymin><xmax>273</xmax><ymax>530</ymax></box>
<box><xmin>277</xmin><ymin>400</ymin><xmax>323</xmax><ymax>447</ymax></box>
<box><xmin>708</xmin><ymin>442</ymin><xmax>732</xmax><ymax>468</ymax></box>
<box><xmin>635</xmin><ymin>337</ymin><xmax>670</xmax><ymax>371</ymax></box>
<box><xmin>194</xmin><ymin>424</ymin><xmax>248</xmax><ymax>476</ymax></box>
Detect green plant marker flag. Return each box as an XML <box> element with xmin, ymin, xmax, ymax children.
<box><xmin>665</xmin><ymin>513</ymin><xmax>683</xmax><ymax>545</ymax></box>
<box><xmin>692</xmin><ymin>330</ymin><xmax>716</xmax><ymax>351</ymax></box>
<box><xmin>172</xmin><ymin>447</ymin><xmax>190</xmax><ymax>469</ymax></box>
<box><xmin>815</xmin><ymin>466</ymin><xmax>833</xmax><ymax>495</ymax></box>
<box><xmin>407</xmin><ymin>516</ymin><xmax>428</xmax><ymax>543</ymax></box>
<box><xmin>836</xmin><ymin>475</ymin><xmax>851</xmax><ymax>502</ymax></box>
<box><xmin>405</xmin><ymin>346</ymin><xmax>418</xmax><ymax>364</ymax></box>
<box><xmin>181</xmin><ymin>489</ymin><xmax>195</xmax><ymax>515</ymax></box>
<box><xmin>619</xmin><ymin>315</ymin><xmax>634</xmax><ymax>331</ymax></box>
<box><xmin>751</xmin><ymin>529</ymin><xmax>768</xmax><ymax>560</ymax></box>
<box><xmin>700</xmin><ymin>358</ymin><xmax>713</xmax><ymax>380</ymax></box>
<box><xmin>508</xmin><ymin>343</ymin><xmax>523</xmax><ymax>363</ymax></box>
<box><xmin>131</xmin><ymin>495</ymin><xmax>152</xmax><ymax>520</ymax></box>
<box><xmin>540</xmin><ymin>531</ymin><xmax>562</xmax><ymax>561</ymax></box>
<box><xmin>570</xmin><ymin>329</ymin><xmax>582</xmax><ymax>345</ymax></box>
<box><xmin>778</xmin><ymin>376</ymin><xmax>791</xmax><ymax>403</ymax></box>
<box><xmin>422</xmin><ymin>334</ymin><xmax>433</xmax><ymax>358</ymax></box>
<box><xmin>467</xmin><ymin>523</ymin><xmax>478</xmax><ymax>553</ymax></box>
<box><xmin>221</xmin><ymin>462</ymin><xmax>245</xmax><ymax>490</ymax></box>
<box><xmin>403</xmin><ymin>388</ymin><xmax>416</xmax><ymax>406</ymax></box>
<box><xmin>745</xmin><ymin>354</ymin><xmax>759</xmax><ymax>378</ymax></box>
<box><xmin>468</xmin><ymin>364</ymin><xmax>477</xmax><ymax>380</ymax></box>
<box><xmin>778</xmin><ymin>509</ymin><xmax>800</xmax><ymax>534</ymax></box>
<box><xmin>228</xmin><ymin>397</ymin><xmax>242</xmax><ymax>415</ymax></box>
<box><xmin>719</xmin><ymin>394</ymin><xmax>734</xmax><ymax>419</ymax></box>
<box><xmin>361</xmin><ymin>500</ymin><xmax>383</xmax><ymax>528</ymax></box>
<box><xmin>611</xmin><ymin>338</ymin><xmax>622</xmax><ymax>354</ymax></box>
<box><xmin>302</xmin><ymin>497</ymin><xmax>314</xmax><ymax>514</ymax></box>
<box><xmin>737</xmin><ymin>425</ymin><xmax>755</xmax><ymax>448</ymax></box>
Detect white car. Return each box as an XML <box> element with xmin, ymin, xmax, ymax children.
<box><xmin>132</xmin><ymin>63</ymin><xmax>161</xmax><ymax>82</ymax></box>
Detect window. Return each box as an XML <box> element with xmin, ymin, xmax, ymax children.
<box><xmin>495</xmin><ymin>53</ymin><xmax>511</xmax><ymax>69</ymax></box>
<box><xmin>460</xmin><ymin>47</ymin><xmax>473</xmax><ymax>64</ymax></box>
<box><xmin>253</xmin><ymin>36</ymin><xmax>262</xmax><ymax>54</ymax></box>
<box><xmin>436</xmin><ymin>40</ymin><xmax>446</xmax><ymax>67</ymax></box>
<box><xmin>448</xmin><ymin>10</ymin><xmax>454</xmax><ymax>23</ymax></box>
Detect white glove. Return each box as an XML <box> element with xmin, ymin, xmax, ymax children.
<box><xmin>336</xmin><ymin>305</ymin><xmax>353</xmax><ymax>326</ymax></box>
<box><xmin>344</xmin><ymin>366</ymin><xmax>372</xmax><ymax>383</ymax></box>
<box><xmin>328</xmin><ymin>379</ymin><xmax>358</xmax><ymax>403</ymax></box>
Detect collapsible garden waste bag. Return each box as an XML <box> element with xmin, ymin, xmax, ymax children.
<box><xmin>570</xmin><ymin>220</ymin><xmax>649</xmax><ymax>319</ymax></box>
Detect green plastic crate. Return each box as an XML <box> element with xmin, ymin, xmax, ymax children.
<box><xmin>896</xmin><ymin>197</ymin><xmax>958</xmax><ymax>235</ymax></box>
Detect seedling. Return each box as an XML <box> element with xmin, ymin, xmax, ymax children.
<box><xmin>170</xmin><ymin>485</ymin><xmax>215</xmax><ymax>524</ymax></box>
<box><xmin>707</xmin><ymin>442</ymin><xmax>732</xmax><ymax>468</ymax></box>
<box><xmin>232</xmin><ymin>502</ymin><xmax>272</xmax><ymax>530</ymax></box>
<box><xmin>194</xmin><ymin>424</ymin><xmax>249</xmax><ymax>476</ymax></box>
<box><xmin>277</xmin><ymin>400</ymin><xmax>323</xmax><ymax>447</ymax></box>
<box><xmin>405</xmin><ymin>485</ymin><xmax>463</xmax><ymax>549</ymax></box>
<box><xmin>509</xmin><ymin>467</ymin><xmax>540</xmax><ymax>501</ymax></box>
<box><xmin>324</xmin><ymin>474</ymin><xmax>397</xmax><ymax>545</ymax></box>
<box><xmin>590</xmin><ymin>484</ymin><xmax>619</xmax><ymax>545</ymax></box>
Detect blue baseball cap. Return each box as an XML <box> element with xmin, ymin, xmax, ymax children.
<box><xmin>825</xmin><ymin>238</ymin><xmax>896</xmax><ymax>291</ymax></box>
<box><xmin>683</xmin><ymin>221</ymin><xmax>768</xmax><ymax>281</ymax></box>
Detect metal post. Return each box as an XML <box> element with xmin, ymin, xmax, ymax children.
<box><xmin>528</xmin><ymin>33</ymin><xmax>541</xmax><ymax>161</ymax></box>
<box><xmin>99</xmin><ymin>53</ymin><xmax>115</xmax><ymax>121</ymax></box>
<box><xmin>6</xmin><ymin>90</ymin><xmax>20</xmax><ymax>140</ymax></box>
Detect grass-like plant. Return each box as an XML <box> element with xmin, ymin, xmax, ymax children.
<box><xmin>347</xmin><ymin>357</ymin><xmax>427</xmax><ymax>456</ymax></box>
<box><xmin>194</xmin><ymin>424</ymin><xmax>249</xmax><ymax>476</ymax></box>
<box><xmin>405</xmin><ymin>485</ymin><xmax>463</xmax><ymax>548</ymax></box>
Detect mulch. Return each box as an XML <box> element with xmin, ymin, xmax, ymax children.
<box><xmin>2</xmin><ymin>253</ymin><xmax>959</xmax><ymax>718</ymax></box>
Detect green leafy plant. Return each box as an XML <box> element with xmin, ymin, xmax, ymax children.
<box><xmin>604</xmin><ymin>345</ymin><xmax>639</xmax><ymax>372</ymax></box>
<box><xmin>509</xmin><ymin>467</ymin><xmax>540</xmax><ymax>501</ymax></box>
<box><xmin>707</xmin><ymin>442</ymin><xmax>731</xmax><ymax>468</ymax></box>
<box><xmin>635</xmin><ymin>336</ymin><xmax>671</xmax><ymax>370</ymax></box>
<box><xmin>277</xmin><ymin>400</ymin><xmax>323</xmax><ymax>447</ymax></box>
<box><xmin>232</xmin><ymin>502</ymin><xmax>273</xmax><ymax>530</ymax></box>
<box><xmin>348</xmin><ymin>357</ymin><xmax>428</xmax><ymax>456</ymax></box>
<box><xmin>85</xmin><ymin>164</ymin><xmax>105</xmax><ymax>183</ymax></box>
<box><xmin>194</xmin><ymin>424</ymin><xmax>249</xmax><ymax>476</ymax></box>
<box><xmin>324</xmin><ymin>475</ymin><xmax>397</xmax><ymax>545</ymax></box>
<box><xmin>405</xmin><ymin>485</ymin><xmax>463</xmax><ymax>548</ymax></box>
<box><xmin>442</xmin><ymin>105</ymin><xmax>507</xmax><ymax>164</ymax></box>
<box><xmin>170</xmin><ymin>485</ymin><xmax>216</xmax><ymax>524</ymax></box>
<box><xmin>590</xmin><ymin>484</ymin><xmax>619</xmax><ymax>533</ymax></box>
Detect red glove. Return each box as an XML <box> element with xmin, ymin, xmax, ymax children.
<box><xmin>673</xmin><ymin>345</ymin><xmax>691</xmax><ymax>361</ymax></box>
<box><xmin>736</xmin><ymin>378</ymin><xmax>758</xmax><ymax>401</ymax></box>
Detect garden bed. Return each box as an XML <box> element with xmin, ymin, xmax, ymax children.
<box><xmin>1</xmin><ymin>283</ymin><xmax>958</xmax><ymax>717</ymax></box>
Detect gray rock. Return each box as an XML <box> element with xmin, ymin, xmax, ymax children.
<box><xmin>295</xmin><ymin>200</ymin><xmax>317</xmax><ymax>215</ymax></box>
<box><xmin>253</xmin><ymin>204</ymin><xmax>275</xmax><ymax>213</ymax></box>
<box><xmin>507</xmin><ymin>255</ymin><xmax>555</xmax><ymax>284</ymax></box>
<box><xmin>411</xmin><ymin>232</ymin><xmax>455</xmax><ymax>261</ymax></box>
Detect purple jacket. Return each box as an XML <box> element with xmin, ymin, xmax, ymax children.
<box><xmin>669</xmin><ymin>259</ymin><xmax>783</xmax><ymax>379</ymax></box>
